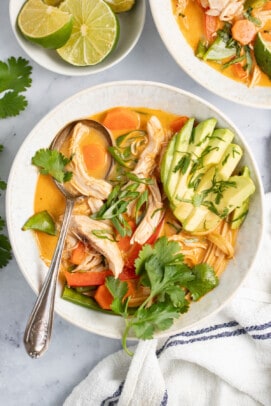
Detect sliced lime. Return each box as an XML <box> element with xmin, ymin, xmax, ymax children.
<box><xmin>57</xmin><ymin>0</ymin><xmax>119</xmax><ymax>66</ymax></box>
<box><xmin>105</xmin><ymin>0</ymin><xmax>135</xmax><ymax>13</ymax></box>
<box><xmin>17</xmin><ymin>0</ymin><xmax>73</xmax><ymax>49</ymax></box>
<box><xmin>254</xmin><ymin>32</ymin><xmax>271</xmax><ymax>79</ymax></box>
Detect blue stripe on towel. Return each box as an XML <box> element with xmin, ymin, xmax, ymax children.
<box><xmin>101</xmin><ymin>320</ymin><xmax>271</xmax><ymax>405</ymax></box>
<box><xmin>156</xmin><ymin>320</ymin><xmax>271</xmax><ymax>357</ymax></box>
<box><xmin>161</xmin><ymin>389</ymin><xmax>168</xmax><ymax>406</ymax></box>
<box><xmin>101</xmin><ymin>381</ymin><xmax>125</xmax><ymax>406</ymax></box>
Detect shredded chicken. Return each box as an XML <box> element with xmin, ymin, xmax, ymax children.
<box><xmin>127</xmin><ymin>116</ymin><xmax>165</xmax><ymax>216</ymax></box>
<box><xmin>131</xmin><ymin>179</ymin><xmax>164</xmax><ymax>245</ymax></box>
<box><xmin>69</xmin><ymin>215</ymin><xmax>124</xmax><ymax>277</ymax></box>
<box><xmin>132</xmin><ymin>116</ymin><xmax>165</xmax><ymax>178</ymax></box>
<box><xmin>203</xmin><ymin>0</ymin><xmax>244</xmax><ymax>21</ymax></box>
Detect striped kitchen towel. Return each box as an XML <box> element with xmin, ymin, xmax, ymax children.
<box><xmin>64</xmin><ymin>193</ymin><xmax>271</xmax><ymax>406</ymax></box>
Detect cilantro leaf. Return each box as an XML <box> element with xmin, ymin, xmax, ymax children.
<box><xmin>0</xmin><ymin>234</ymin><xmax>12</xmax><ymax>269</ymax></box>
<box><xmin>185</xmin><ymin>263</ymin><xmax>219</xmax><ymax>301</ymax></box>
<box><xmin>0</xmin><ymin>178</ymin><xmax>7</xmax><ymax>190</ymax></box>
<box><xmin>32</xmin><ymin>149</ymin><xmax>73</xmax><ymax>183</ymax></box>
<box><xmin>0</xmin><ymin>57</ymin><xmax>32</xmax><ymax>93</ymax></box>
<box><xmin>0</xmin><ymin>216</ymin><xmax>5</xmax><ymax>231</ymax></box>
<box><xmin>0</xmin><ymin>57</ymin><xmax>32</xmax><ymax>119</ymax></box>
<box><xmin>131</xmin><ymin>301</ymin><xmax>181</xmax><ymax>340</ymax></box>
<box><xmin>105</xmin><ymin>276</ymin><xmax>128</xmax><ymax>316</ymax></box>
<box><xmin>0</xmin><ymin>92</ymin><xmax>28</xmax><ymax>119</ymax></box>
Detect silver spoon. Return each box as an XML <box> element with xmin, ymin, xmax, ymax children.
<box><xmin>23</xmin><ymin>119</ymin><xmax>113</xmax><ymax>358</ymax></box>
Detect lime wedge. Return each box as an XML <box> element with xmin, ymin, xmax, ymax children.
<box><xmin>22</xmin><ymin>210</ymin><xmax>56</xmax><ymax>235</ymax></box>
<box><xmin>105</xmin><ymin>0</ymin><xmax>135</xmax><ymax>13</ymax></box>
<box><xmin>17</xmin><ymin>0</ymin><xmax>73</xmax><ymax>49</ymax></box>
<box><xmin>254</xmin><ymin>32</ymin><xmax>271</xmax><ymax>79</ymax></box>
<box><xmin>57</xmin><ymin>0</ymin><xmax>119</xmax><ymax>66</ymax></box>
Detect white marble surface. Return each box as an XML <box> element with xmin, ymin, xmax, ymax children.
<box><xmin>0</xmin><ymin>1</ymin><xmax>270</xmax><ymax>405</ymax></box>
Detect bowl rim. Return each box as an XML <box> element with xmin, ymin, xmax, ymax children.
<box><xmin>149</xmin><ymin>0</ymin><xmax>271</xmax><ymax>109</ymax></box>
<box><xmin>6</xmin><ymin>80</ymin><xmax>265</xmax><ymax>339</ymax></box>
<box><xmin>9</xmin><ymin>0</ymin><xmax>146</xmax><ymax>76</ymax></box>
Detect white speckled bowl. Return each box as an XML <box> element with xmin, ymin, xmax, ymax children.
<box><xmin>9</xmin><ymin>0</ymin><xmax>146</xmax><ymax>76</ymax></box>
<box><xmin>6</xmin><ymin>81</ymin><xmax>264</xmax><ymax>339</ymax></box>
<box><xmin>150</xmin><ymin>0</ymin><xmax>271</xmax><ymax>109</ymax></box>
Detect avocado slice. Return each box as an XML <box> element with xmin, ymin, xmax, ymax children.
<box><xmin>231</xmin><ymin>166</ymin><xmax>252</xmax><ymax>229</ymax></box>
<box><xmin>218</xmin><ymin>144</ymin><xmax>243</xmax><ymax>179</ymax></box>
<box><xmin>164</xmin><ymin>118</ymin><xmax>194</xmax><ymax>203</ymax></box>
<box><xmin>202</xmin><ymin>128</ymin><xmax>234</xmax><ymax>167</ymax></box>
<box><xmin>173</xmin><ymin>118</ymin><xmax>217</xmax><ymax>202</ymax></box>
<box><xmin>160</xmin><ymin>135</ymin><xmax>176</xmax><ymax>185</ymax></box>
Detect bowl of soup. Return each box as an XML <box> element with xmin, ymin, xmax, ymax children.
<box><xmin>150</xmin><ymin>0</ymin><xmax>271</xmax><ymax>108</ymax></box>
<box><xmin>6</xmin><ymin>81</ymin><xmax>264</xmax><ymax>343</ymax></box>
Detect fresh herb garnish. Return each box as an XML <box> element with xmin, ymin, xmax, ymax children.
<box><xmin>173</xmin><ymin>153</ymin><xmax>191</xmax><ymax>174</ymax></box>
<box><xmin>0</xmin><ymin>57</ymin><xmax>32</xmax><ymax>119</ymax></box>
<box><xmin>32</xmin><ymin>149</ymin><xmax>73</xmax><ymax>183</ymax></box>
<box><xmin>105</xmin><ymin>237</ymin><xmax>218</xmax><ymax>354</ymax></box>
<box><xmin>92</xmin><ymin>174</ymin><xmax>152</xmax><ymax>237</ymax></box>
<box><xmin>135</xmin><ymin>190</ymin><xmax>149</xmax><ymax>224</ymax></box>
<box><xmin>91</xmin><ymin>229</ymin><xmax>117</xmax><ymax>242</ymax></box>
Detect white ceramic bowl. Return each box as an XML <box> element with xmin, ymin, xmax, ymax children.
<box><xmin>6</xmin><ymin>81</ymin><xmax>264</xmax><ymax>339</ymax></box>
<box><xmin>150</xmin><ymin>0</ymin><xmax>271</xmax><ymax>109</ymax></box>
<box><xmin>9</xmin><ymin>0</ymin><xmax>146</xmax><ymax>76</ymax></box>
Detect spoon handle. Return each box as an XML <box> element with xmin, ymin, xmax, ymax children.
<box><xmin>24</xmin><ymin>197</ymin><xmax>75</xmax><ymax>358</ymax></box>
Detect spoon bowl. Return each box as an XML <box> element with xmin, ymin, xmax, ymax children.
<box><xmin>23</xmin><ymin>119</ymin><xmax>113</xmax><ymax>358</ymax></box>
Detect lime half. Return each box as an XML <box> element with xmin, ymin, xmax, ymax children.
<box><xmin>254</xmin><ymin>32</ymin><xmax>271</xmax><ymax>79</ymax></box>
<box><xmin>105</xmin><ymin>0</ymin><xmax>135</xmax><ymax>13</ymax></box>
<box><xmin>57</xmin><ymin>0</ymin><xmax>119</xmax><ymax>66</ymax></box>
<box><xmin>17</xmin><ymin>0</ymin><xmax>73</xmax><ymax>49</ymax></box>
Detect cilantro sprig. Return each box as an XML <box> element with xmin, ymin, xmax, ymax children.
<box><xmin>105</xmin><ymin>237</ymin><xmax>218</xmax><ymax>354</ymax></box>
<box><xmin>0</xmin><ymin>57</ymin><xmax>32</xmax><ymax>119</ymax></box>
<box><xmin>32</xmin><ymin>148</ymin><xmax>73</xmax><ymax>183</ymax></box>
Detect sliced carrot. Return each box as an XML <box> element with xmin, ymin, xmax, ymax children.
<box><xmin>204</xmin><ymin>14</ymin><xmax>219</xmax><ymax>42</ymax></box>
<box><xmin>94</xmin><ymin>280</ymin><xmax>137</xmax><ymax>310</ymax></box>
<box><xmin>82</xmin><ymin>143</ymin><xmax>106</xmax><ymax>172</ymax></box>
<box><xmin>103</xmin><ymin>107</ymin><xmax>140</xmax><ymax>131</ymax></box>
<box><xmin>70</xmin><ymin>241</ymin><xmax>87</xmax><ymax>265</ymax></box>
<box><xmin>232</xmin><ymin>63</ymin><xmax>248</xmax><ymax>80</ymax></box>
<box><xmin>169</xmin><ymin>116</ymin><xmax>189</xmax><ymax>133</ymax></box>
<box><xmin>94</xmin><ymin>284</ymin><xmax>113</xmax><ymax>310</ymax></box>
<box><xmin>263</xmin><ymin>1</ymin><xmax>271</xmax><ymax>10</ymax></box>
<box><xmin>231</xmin><ymin>19</ymin><xmax>257</xmax><ymax>46</ymax></box>
<box><xmin>64</xmin><ymin>270</ymin><xmax>113</xmax><ymax>287</ymax></box>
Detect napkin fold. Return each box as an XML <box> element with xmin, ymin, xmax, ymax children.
<box><xmin>64</xmin><ymin>194</ymin><xmax>271</xmax><ymax>406</ymax></box>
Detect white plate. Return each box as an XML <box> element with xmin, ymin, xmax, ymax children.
<box><xmin>6</xmin><ymin>81</ymin><xmax>264</xmax><ymax>339</ymax></box>
<box><xmin>9</xmin><ymin>0</ymin><xmax>146</xmax><ymax>76</ymax></box>
<box><xmin>150</xmin><ymin>0</ymin><xmax>271</xmax><ymax>109</ymax></box>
